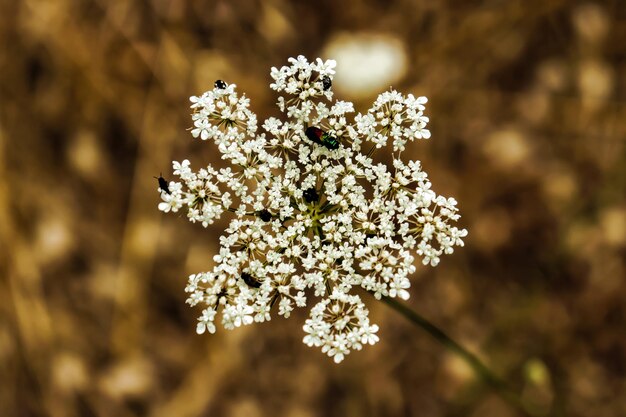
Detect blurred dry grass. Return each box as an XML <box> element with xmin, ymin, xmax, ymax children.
<box><xmin>1</xmin><ymin>0</ymin><xmax>625</xmax><ymax>416</ymax></box>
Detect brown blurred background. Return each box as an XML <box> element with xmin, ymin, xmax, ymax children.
<box><xmin>1</xmin><ymin>0</ymin><xmax>625</xmax><ymax>416</ymax></box>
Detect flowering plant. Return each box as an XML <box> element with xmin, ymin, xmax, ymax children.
<box><xmin>157</xmin><ymin>56</ymin><xmax>467</xmax><ymax>363</ymax></box>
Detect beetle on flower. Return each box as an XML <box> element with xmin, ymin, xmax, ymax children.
<box><xmin>157</xmin><ymin>56</ymin><xmax>467</xmax><ymax>363</ymax></box>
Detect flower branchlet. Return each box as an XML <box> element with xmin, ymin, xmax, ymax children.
<box><xmin>158</xmin><ymin>56</ymin><xmax>467</xmax><ymax>363</ymax></box>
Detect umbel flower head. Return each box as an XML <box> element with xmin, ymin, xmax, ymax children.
<box><xmin>157</xmin><ymin>56</ymin><xmax>468</xmax><ymax>363</ymax></box>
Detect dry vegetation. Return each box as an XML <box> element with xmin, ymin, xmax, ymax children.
<box><xmin>0</xmin><ymin>0</ymin><xmax>625</xmax><ymax>416</ymax></box>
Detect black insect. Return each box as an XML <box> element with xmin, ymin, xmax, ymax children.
<box><xmin>155</xmin><ymin>174</ymin><xmax>170</xmax><ymax>194</ymax></box>
<box><xmin>214</xmin><ymin>79</ymin><xmax>227</xmax><ymax>89</ymax></box>
<box><xmin>321</xmin><ymin>76</ymin><xmax>332</xmax><ymax>91</ymax></box>
<box><xmin>257</xmin><ymin>209</ymin><xmax>272</xmax><ymax>222</ymax></box>
<box><xmin>303</xmin><ymin>187</ymin><xmax>319</xmax><ymax>203</ymax></box>
<box><xmin>304</xmin><ymin>126</ymin><xmax>339</xmax><ymax>150</ymax></box>
<box><xmin>241</xmin><ymin>272</ymin><xmax>261</xmax><ymax>288</ymax></box>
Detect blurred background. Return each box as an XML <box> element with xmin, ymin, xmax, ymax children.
<box><xmin>1</xmin><ymin>0</ymin><xmax>625</xmax><ymax>416</ymax></box>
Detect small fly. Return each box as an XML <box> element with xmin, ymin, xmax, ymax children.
<box><xmin>155</xmin><ymin>174</ymin><xmax>170</xmax><ymax>195</ymax></box>
<box><xmin>321</xmin><ymin>76</ymin><xmax>332</xmax><ymax>91</ymax></box>
<box><xmin>241</xmin><ymin>272</ymin><xmax>261</xmax><ymax>288</ymax></box>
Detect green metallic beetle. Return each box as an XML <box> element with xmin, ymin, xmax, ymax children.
<box><xmin>305</xmin><ymin>126</ymin><xmax>339</xmax><ymax>150</ymax></box>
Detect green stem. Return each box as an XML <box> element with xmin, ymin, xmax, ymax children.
<box><xmin>379</xmin><ymin>296</ymin><xmax>545</xmax><ymax>417</ymax></box>
<box><xmin>227</xmin><ymin>207</ymin><xmax>255</xmax><ymax>216</ymax></box>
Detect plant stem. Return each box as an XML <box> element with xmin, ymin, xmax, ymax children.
<box><xmin>379</xmin><ymin>295</ymin><xmax>545</xmax><ymax>417</ymax></box>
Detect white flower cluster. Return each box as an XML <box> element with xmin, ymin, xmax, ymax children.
<box><xmin>158</xmin><ymin>56</ymin><xmax>468</xmax><ymax>363</ymax></box>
